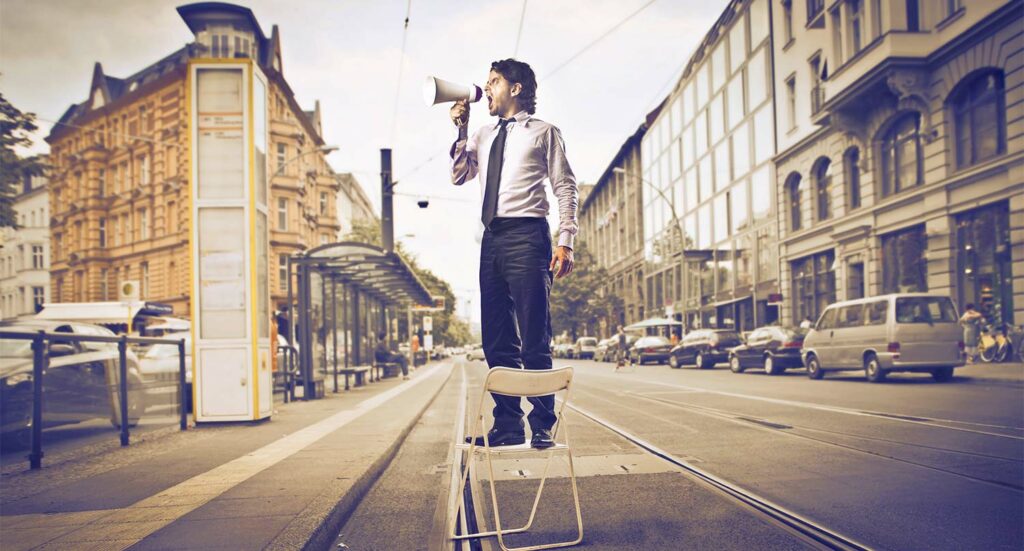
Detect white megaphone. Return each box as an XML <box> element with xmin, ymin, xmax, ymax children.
<box><xmin>423</xmin><ymin>76</ymin><xmax>483</xmax><ymax>106</ymax></box>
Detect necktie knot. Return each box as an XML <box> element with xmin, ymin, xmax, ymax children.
<box><xmin>499</xmin><ymin>118</ymin><xmax>513</xmax><ymax>128</ymax></box>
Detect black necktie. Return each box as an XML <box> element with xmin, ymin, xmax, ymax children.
<box><xmin>482</xmin><ymin>119</ymin><xmax>512</xmax><ymax>229</ymax></box>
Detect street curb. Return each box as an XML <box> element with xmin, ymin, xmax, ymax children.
<box><xmin>265</xmin><ymin>363</ymin><xmax>455</xmax><ymax>551</ymax></box>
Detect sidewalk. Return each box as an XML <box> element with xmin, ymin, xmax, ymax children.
<box><xmin>956</xmin><ymin>361</ymin><xmax>1024</xmax><ymax>384</ymax></box>
<box><xmin>0</xmin><ymin>361</ymin><xmax>454</xmax><ymax>551</ymax></box>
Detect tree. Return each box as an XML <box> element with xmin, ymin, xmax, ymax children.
<box><xmin>549</xmin><ymin>239</ymin><xmax>617</xmax><ymax>341</ymax></box>
<box><xmin>0</xmin><ymin>93</ymin><xmax>47</xmax><ymax>228</ymax></box>
<box><xmin>343</xmin><ymin>219</ymin><xmax>467</xmax><ymax>347</ymax></box>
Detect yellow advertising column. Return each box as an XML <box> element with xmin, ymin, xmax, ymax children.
<box><xmin>188</xmin><ymin>59</ymin><xmax>272</xmax><ymax>422</ymax></box>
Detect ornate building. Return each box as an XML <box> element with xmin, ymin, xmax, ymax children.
<box><xmin>773</xmin><ymin>0</ymin><xmax>1023</xmax><ymax>325</ymax></box>
<box><xmin>0</xmin><ymin>176</ymin><xmax>50</xmax><ymax>320</ymax></box>
<box><xmin>45</xmin><ymin>3</ymin><xmax>341</xmax><ymax>315</ymax></box>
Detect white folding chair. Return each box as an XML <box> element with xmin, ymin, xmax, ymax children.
<box><xmin>452</xmin><ymin>366</ymin><xmax>583</xmax><ymax>551</ymax></box>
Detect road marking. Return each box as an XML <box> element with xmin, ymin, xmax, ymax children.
<box><xmin>577</xmin><ymin>370</ymin><xmax>1024</xmax><ymax>440</ymax></box>
<box><xmin>5</xmin><ymin>362</ymin><xmax>452</xmax><ymax>551</ymax></box>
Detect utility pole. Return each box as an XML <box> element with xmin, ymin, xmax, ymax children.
<box><xmin>380</xmin><ymin>148</ymin><xmax>395</xmax><ymax>254</ymax></box>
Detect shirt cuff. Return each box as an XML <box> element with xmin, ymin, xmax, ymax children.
<box><xmin>557</xmin><ymin>231</ymin><xmax>574</xmax><ymax>250</ymax></box>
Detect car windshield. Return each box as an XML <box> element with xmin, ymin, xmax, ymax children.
<box><xmin>895</xmin><ymin>297</ymin><xmax>957</xmax><ymax>324</ymax></box>
<box><xmin>639</xmin><ymin>336</ymin><xmax>668</xmax><ymax>346</ymax></box>
<box><xmin>579</xmin><ymin>338</ymin><xmax>597</xmax><ymax>346</ymax></box>
<box><xmin>715</xmin><ymin>331</ymin><xmax>741</xmax><ymax>341</ymax></box>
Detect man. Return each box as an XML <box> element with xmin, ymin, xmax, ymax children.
<box><xmin>374</xmin><ymin>332</ymin><xmax>409</xmax><ymax>380</ymax></box>
<box><xmin>614</xmin><ymin>325</ymin><xmax>633</xmax><ymax>372</ymax></box>
<box><xmin>450</xmin><ymin>59</ymin><xmax>578</xmax><ymax>449</ymax></box>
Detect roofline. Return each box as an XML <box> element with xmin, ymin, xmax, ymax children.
<box><xmin>176</xmin><ymin>2</ymin><xmax>267</xmax><ymax>42</ymax></box>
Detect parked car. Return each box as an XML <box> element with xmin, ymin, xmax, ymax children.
<box><xmin>593</xmin><ymin>337</ymin><xmax>615</xmax><ymax>362</ymax></box>
<box><xmin>574</xmin><ymin>337</ymin><xmax>598</xmax><ymax>360</ymax></box>
<box><xmin>728</xmin><ymin>326</ymin><xmax>806</xmax><ymax>375</ymax></box>
<box><xmin>139</xmin><ymin>336</ymin><xmax>192</xmax><ymax>410</ymax></box>
<box><xmin>630</xmin><ymin>335</ymin><xmax>673</xmax><ymax>365</ymax></box>
<box><xmin>553</xmin><ymin>343</ymin><xmax>573</xmax><ymax>359</ymax></box>
<box><xmin>802</xmin><ymin>293</ymin><xmax>965</xmax><ymax>382</ymax></box>
<box><xmin>669</xmin><ymin>329</ymin><xmax>744</xmax><ymax>369</ymax></box>
<box><xmin>0</xmin><ymin>320</ymin><xmax>144</xmax><ymax>448</ymax></box>
<box><xmin>465</xmin><ymin>344</ymin><xmax>486</xmax><ymax>361</ymax></box>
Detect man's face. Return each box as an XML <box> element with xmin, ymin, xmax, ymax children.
<box><xmin>484</xmin><ymin>69</ymin><xmax>520</xmax><ymax>117</ymax></box>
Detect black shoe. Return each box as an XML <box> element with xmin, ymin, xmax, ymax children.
<box><xmin>466</xmin><ymin>428</ymin><xmax>525</xmax><ymax>447</ymax></box>
<box><xmin>531</xmin><ymin>429</ymin><xmax>555</xmax><ymax>449</ymax></box>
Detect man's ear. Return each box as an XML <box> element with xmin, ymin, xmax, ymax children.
<box><xmin>510</xmin><ymin>82</ymin><xmax>522</xmax><ymax>97</ymax></box>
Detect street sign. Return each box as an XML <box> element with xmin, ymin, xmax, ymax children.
<box><xmin>423</xmin><ymin>316</ymin><xmax>433</xmax><ymax>332</ymax></box>
<box><xmin>424</xmin><ymin>334</ymin><xmax>433</xmax><ymax>351</ymax></box>
<box><xmin>412</xmin><ymin>295</ymin><xmax>445</xmax><ymax>312</ymax></box>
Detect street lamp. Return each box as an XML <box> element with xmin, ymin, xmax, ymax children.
<box><xmin>274</xmin><ymin>144</ymin><xmax>338</xmax><ymax>177</ymax></box>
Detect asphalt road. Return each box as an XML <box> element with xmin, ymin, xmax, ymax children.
<box><xmin>340</xmin><ymin>357</ymin><xmax>1023</xmax><ymax>551</ymax></box>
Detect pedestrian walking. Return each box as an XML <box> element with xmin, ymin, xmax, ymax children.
<box><xmin>449</xmin><ymin>59</ymin><xmax>579</xmax><ymax>450</ymax></box>
<box><xmin>614</xmin><ymin>325</ymin><xmax>633</xmax><ymax>372</ymax></box>
<box><xmin>960</xmin><ymin>303</ymin><xmax>983</xmax><ymax>363</ymax></box>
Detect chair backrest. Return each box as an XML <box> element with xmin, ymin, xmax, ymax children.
<box><xmin>484</xmin><ymin>367</ymin><xmax>574</xmax><ymax>397</ymax></box>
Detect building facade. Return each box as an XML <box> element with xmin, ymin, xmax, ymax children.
<box><xmin>641</xmin><ymin>0</ymin><xmax>779</xmax><ymax>332</ymax></box>
<box><xmin>773</xmin><ymin>0</ymin><xmax>1023</xmax><ymax>326</ymax></box>
<box><xmin>577</xmin><ymin>123</ymin><xmax>648</xmax><ymax>334</ymax></box>
<box><xmin>45</xmin><ymin>3</ymin><xmax>340</xmax><ymax>316</ymax></box>
<box><xmin>0</xmin><ymin>176</ymin><xmax>50</xmax><ymax>319</ymax></box>
<box><xmin>334</xmin><ymin>172</ymin><xmax>377</xmax><ymax>241</ymax></box>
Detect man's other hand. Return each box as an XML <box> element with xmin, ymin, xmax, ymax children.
<box><xmin>550</xmin><ymin>246</ymin><xmax>574</xmax><ymax>279</ymax></box>
<box><xmin>451</xmin><ymin>100</ymin><xmax>469</xmax><ymax>127</ymax></box>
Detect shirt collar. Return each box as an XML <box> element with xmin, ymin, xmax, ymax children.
<box><xmin>494</xmin><ymin>110</ymin><xmax>530</xmax><ymax>129</ymax></box>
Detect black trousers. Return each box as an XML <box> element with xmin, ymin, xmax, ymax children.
<box><xmin>480</xmin><ymin>217</ymin><xmax>556</xmax><ymax>432</ymax></box>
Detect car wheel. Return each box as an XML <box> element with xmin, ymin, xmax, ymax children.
<box><xmin>865</xmin><ymin>354</ymin><xmax>887</xmax><ymax>383</ymax></box>
<box><xmin>931</xmin><ymin>367</ymin><xmax>954</xmax><ymax>382</ymax></box>
<box><xmin>637</xmin><ymin>354</ymin><xmax>645</xmax><ymax>365</ymax></box>
<box><xmin>695</xmin><ymin>352</ymin><xmax>705</xmax><ymax>369</ymax></box>
<box><xmin>806</xmin><ymin>354</ymin><xmax>824</xmax><ymax>380</ymax></box>
<box><xmin>764</xmin><ymin>355</ymin><xmax>780</xmax><ymax>376</ymax></box>
<box><xmin>669</xmin><ymin>354</ymin><xmax>680</xmax><ymax>369</ymax></box>
<box><xmin>729</xmin><ymin>355</ymin><xmax>744</xmax><ymax>373</ymax></box>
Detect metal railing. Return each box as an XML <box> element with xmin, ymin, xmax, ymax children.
<box><xmin>0</xmin><ymin>330</ymin><xmax>188</xmax><ymax>470</ymax></box>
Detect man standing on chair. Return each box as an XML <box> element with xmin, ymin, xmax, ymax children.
<box><xmin>450</xmin><ymin>59</ymin><xmax>578</xmax><ymax>449</ymax></box>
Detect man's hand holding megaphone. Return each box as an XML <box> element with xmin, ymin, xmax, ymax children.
<box><xmin>450</xmin><ymin>99</ymin><xmax>469</xmax><ymax>128</ymax></box>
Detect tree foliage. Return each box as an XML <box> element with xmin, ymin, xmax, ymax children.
<box><xmin>0</xmin><ymin>93</ymin><xmax>47</xmax><ymax>228</ymax></box>
<box><xmin>343</xmin><ymin>219</ymin><xmax>471</xmax><ymax>346</ymax></box>
<box><xmin>550</xmin><ymin>239</ymin><xmax>620</xmax><ymax>341</ymax></box>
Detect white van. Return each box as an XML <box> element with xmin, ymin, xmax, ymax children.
<box><xmin>802</xmin><ymin>293</ymin><xmax>965</xmax><ymax>382</ymax></box>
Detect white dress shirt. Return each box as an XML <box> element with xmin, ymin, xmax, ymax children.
<box><xmin>450</xmin><ymin>110</ymin><xmax>579</xmax><ymax>249</ymax></box>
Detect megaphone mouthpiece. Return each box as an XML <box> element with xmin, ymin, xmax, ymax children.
<box><xmin>424</xmin><ymin>76</ymin><xmax>483</xmax><ymax>106</ymax></box>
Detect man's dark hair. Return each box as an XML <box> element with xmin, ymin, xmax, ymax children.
<box><xmin>378</xmin><ymin>332</ymin><xmax>386</xmax><ymax>341</ymax></box>
<box><xmin>965</xmin><ymin>303</ymin><xmax>976</xmax><ymax>311</ymax></box>
<box><xmin>491</xmin><ymin>59</ymin><xmax>537</xmax><ymax>114</ymax></box>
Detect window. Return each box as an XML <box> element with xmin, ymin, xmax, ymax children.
<box><xmin>731</xmin><ymin>181</ymin><xmax>749</xmax><ymax>233</ymax></box>
<box><xmin>319</xmin><ymin>192</ymin><xmax>328</xmax><ymax>216</ymax></box>
<box><xmin>881</xmin><ymin>225</ymin><xmax>927</xmax><ymax>294</ymax></box>
<box><xmin>712</xmin><ymin>45</ymin><xmax>726</xmax><ymax>93</ymax></box>
<box><xmin>807</xmin><ymin>0</ymin><xmax>825</xmax><ymax>23</ymax></box>
<box><xmin>714</xmin><ymin>141</ymin><xmax>730</xmax><ymax>192</ymax></box>
<box><xmin>956</xmin><ymin>201</ymin><xmax>1013</xmax><ymax>324</ymax></box>
<box><xmin>837</xmin><ymin>304</ymin><xmax>863</xmax><ymax>328</ymax></box>
<box><xmin>945</xmin><ymin>0</ymin><xmax>960</xmax><ymax>18</ymax></box>
<box><xmin>279</xmin><ymin>254</ymin><xmax>289</xmax><ymax>291</ymax></box>
<box><xmin>750</xmin><ymin>165</ymin><xmax>771</xmax><ymax>221</ymax></box>
<box><xmin>99</xmin><ymin>218</ymin><xmax>107</xmax><ymax>248</ymax></box>
<box><xmin>905</xmin><ymin>0</ymin><xmax>919</xmax><ymax>32</ymax></box>
<box><xmin>140</xmin><ymin>155</ymin><xmax>150</xmax><ymax>185</ymax></box>
<box><xmin>123</xmin><ymin>213</ymin><xmax>131</xmax><ymax>244</ymax></box>
<box><xmin>783</xmin><ymin>1</ymin><xmax>794</xmax><ymax>43</ymax></box>
<box><xmin>141</xmin><ymin>262</ymin><xmax>149</xmax><ymax>298</ymax></box>
<box><xmin>747</xmin><ymin>49</ymin><xmax>767</xmax><ymax>109</ymax></box>
<box><xmin>849</xmin><ymin>0</ymin><xmax>863</xmax><ymax>55</ymax></box>
<box><xmin>699</xmin><ymin>155</ymin><xmax>713</xmax><ymax>203</ymax></box>
<box><xmin>831</xmin><ymin>6</ymin><xmax>844</xmax><ymax>65</ymax></box>
<box><xmin>111</xmin><ymin>217</ymin><xmax>119</xmax><ymax>246</ymax></box>
<box><xmin>881</xmin><ymin>113</ymin><xmax>923</xmax><ymax>197</ymax></box>
<box><xmin>785</xmin><ymin>76</ymin><xmax>797</xmax><ymax>130</ymax></box>
<box><xmin>729</xmin><ymin>13</ymin><xmax>747</xmax><ymax>72</ymax></box>
<box><xmin>732</xmin><ymin>121</ymin><xmax>750</xmax><ymax>178</ymax></box>
<box><xmin>895</xmin><ymin>297</ymin><xmax>957</xmax><ymax>324</ymax></box>
<box><xmin>791</xmin><ymin>250</ymin><xmax>835</xmax><ymax>324</ymax></box>
<box><xmin>100</xmin><ymin>268</ymin><xmax>109</xmax><ymax>300</ymax></box>
<box><xmin>277</xmin><ymin>198</ymin><xmax>288</xmax><ymax>230</ymax></box>
<box><xmin>786</xmin><ymin>173</ymin><xmax>802</xmax><ymax>231</ymax></box>
<box><xmin>33</xmin><ymin>286</ymin><xmax>45</xmax><ymax>311</ymax></box>
<box><xmin>865</xmin><ymin>300</ymin><xmax>887</xmax><ymax>325</ymax></box>
<box><xmin>710</xmin><ymin>93</ymin><xmax>725</xmax><ymax>144</ymax></box>
<box><xmin>951</xmin><ymin>71</ymin><xmax>1006</xmax><ymax>168</ymax></box>
<box><xmin>848</xmin><ymin>262</ymin><xmax>866</xmax><ymax>300</ymax></box>
<box><xmin>139</xmin><ymin>209</ymin><xmax>149</xmax><ymax>240</ymax></box>
<box><xmin>54</xmin><ymin>234</ymin><xmax>62</xmax><ymax>260</ymax></box>
<box><xmin>276</xmin><ymin>143</ymin><xmax>287</xmax><ymax>171</ymax></box>
<box><xmin>32</xmin><ymin>245</ymin><xmax>44</xmax><ymax>269</ymax></box>
<box><xmin>753</xmin><ymin>106</ymin><xmax>773</xmax><ymax>165</ymax></box>
<box><xmin>813</xmin><ymin>157</ymin><xmax>832</xmax><ymax>221</ymax></box>
<box><xmin>845</xmin><ymin>148</ymin><xmax>861</xmax><ymax>210</ymax></box>
<box><xmin>727</xmin><ymin>74</ymin><xmax>745</xmax><ymax>130</ymax></box>
<box><xmin>714</xmin><ymin>193</ymin><xmax>728</xmax><ymax>245</ymax></box>
<box><xmin>748</xmin><ymin>0</ymin><xmax>768</xmax><ymax>45</ymax></box>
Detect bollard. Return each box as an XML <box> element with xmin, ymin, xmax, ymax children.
<box><xmin>118</xmin><ymin>336</ymin><xmax>130</xmax><ymax>447</ymax></box>
<box><xmin>28</xmin><ymin>332</ymin><xmax>45</xmax><ymax>470</ymax></box>
<box><xmin>178</xmin><ymin>338</ymin><xmax>188</xmax><ymax>431</ymax></box>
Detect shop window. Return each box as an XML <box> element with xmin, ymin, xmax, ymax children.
<box><xmin>813</xmin><ymin>157</ymin><xmax>832</xmax><ymax>221</ymax></box>
<box><xmin>880</xmin><ymin>225</ymin><xmax>927</xmax><ymax>294</ymax></box>
<box><xmin>791</xmin><ymin>250</ymin><xmax>835</xmax><ymax>324</ymax></box>
<box><xmin>950</xmin><ymin>70</ymin><xmax>1006</xmax><ymax>169</ymax></box>
<box><xmin>844</xmin><ymin>147</ymin><xmax>861</xmax><ymax>210</ymax></box>
<box><xmin>957</xmin><ymin>201</ymin><xmax>1013</xmax><ymax>324</ymax></box>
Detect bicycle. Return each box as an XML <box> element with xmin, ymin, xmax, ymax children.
<box><xmin>978</xmin><ymin>324</ymin><xmax>1011</xmax><ymax>363</ymax></box>
<box><xmin>1007</xmin><ymin>324</ymin><xmax>1024</xmax><ymax>363</ymax></box>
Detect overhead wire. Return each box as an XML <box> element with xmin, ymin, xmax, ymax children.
<box><xmin>389</xmin><ymin>0</ymin><xmax>414</xmax><ymax>147</ymax></box>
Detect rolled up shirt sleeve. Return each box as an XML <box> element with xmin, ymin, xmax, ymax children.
<box><xmin>546</xmin><ymin>126</ymin><xmax>579</xmax><ymax>249</ymax></box>
<box><xmin>450</xmin><ymin>125</ymin><xmax>479</xmax><ymax>186</ymax></box>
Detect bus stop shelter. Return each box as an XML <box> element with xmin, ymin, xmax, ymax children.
<box><xmin>286</xmin><ymin>242</ymin><xmax>433</xmax><ymax>398</ymax></box>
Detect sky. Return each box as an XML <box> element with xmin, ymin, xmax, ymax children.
<box><xmin>0</xmin><ymin>0</ymin><xmax>721</xmax><ymax>324</ymax></box>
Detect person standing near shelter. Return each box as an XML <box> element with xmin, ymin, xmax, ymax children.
<box><xmin>450</xmin><ymin>59</ymin><xmax>578</xmax><ymax>449</ymax></box>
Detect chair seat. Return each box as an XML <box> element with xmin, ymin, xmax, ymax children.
<box><xmin>456</xmin><ymin>442</ymin><xmax>569</xmax><ymax>454</ymax></box>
